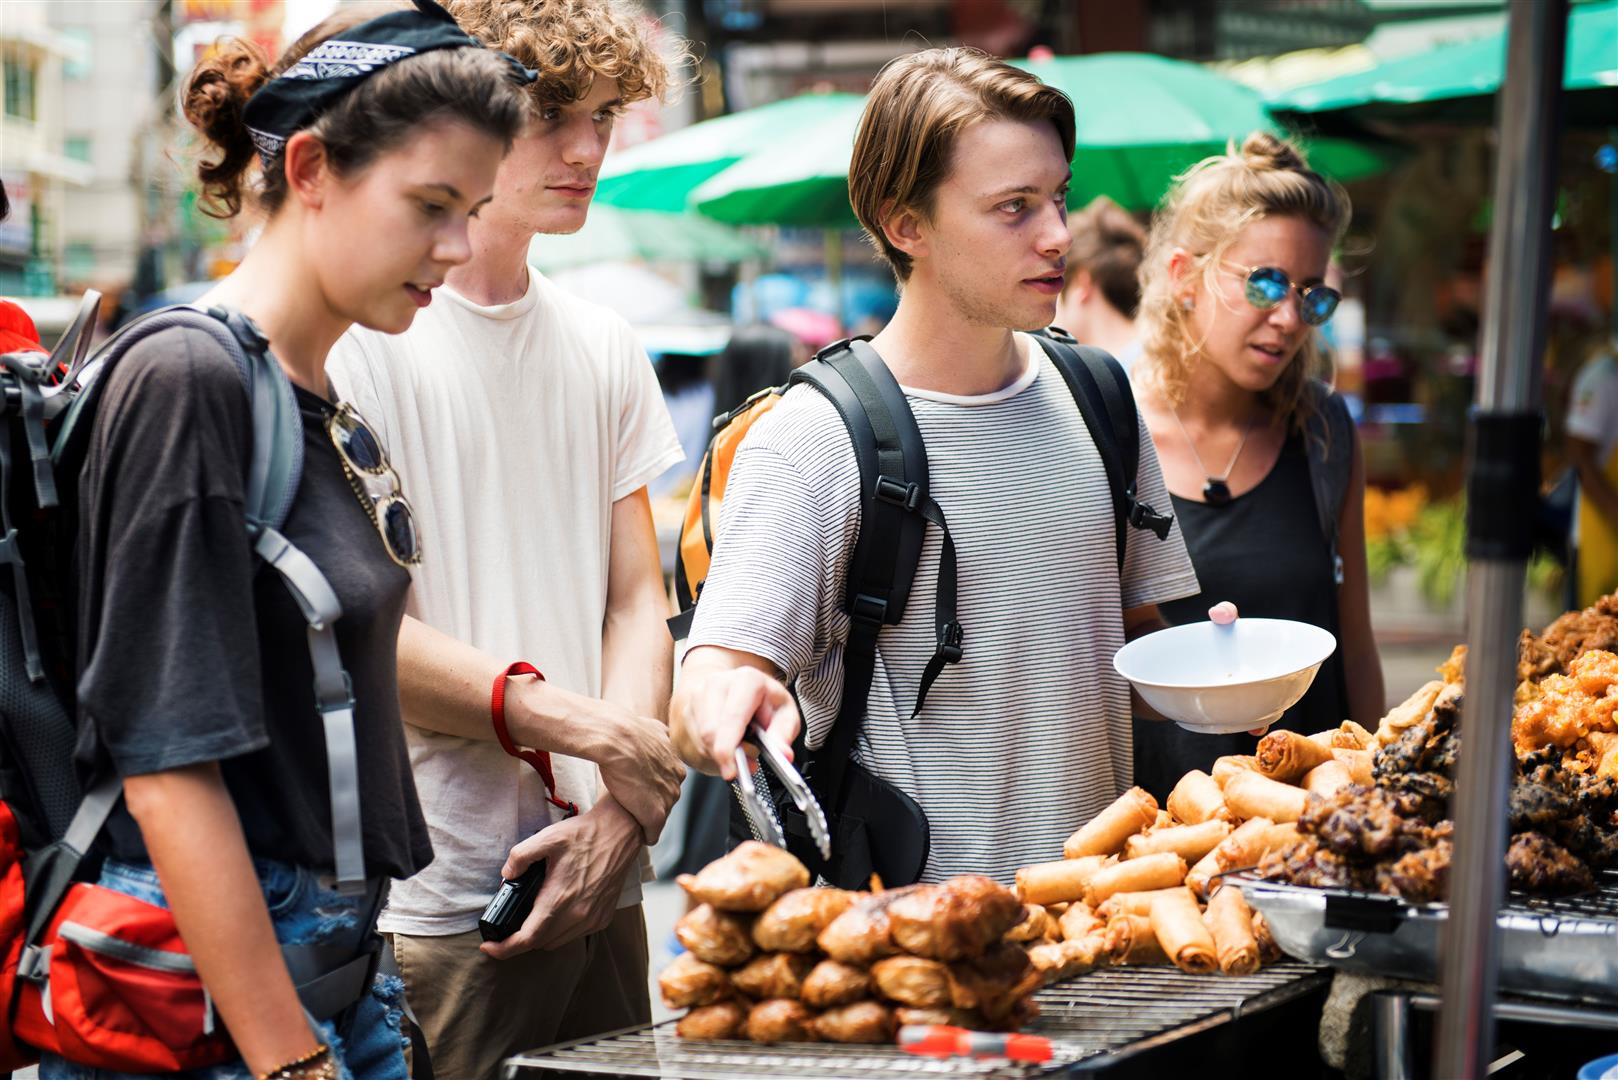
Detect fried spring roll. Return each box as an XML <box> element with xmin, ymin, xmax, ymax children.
<box><xmin>1306</xmin><ymin>730</ymin><xmax>1337</xmax><ymax>748</ymax></box>
<box><xmin>1252</xmin><ymin>910</ymin><xmax>1283</xmax><ymax>963</ymax></box>
<box><xmin>1124</xmin><ymin>819</ymin><xmax>1233</xmax><ymax>864</ymax></box>
<box><xmin>1003</xmin><ymin>904</ymin><xmax>1052</xmax><ymax>944</ymax></box>
<box><xmin>1301</xmin><ymin>758</ymin><xmax>1353</xmax><ymax>797</ymax></box>
<box><xmin>1185</xmin><ymin>849</ymin><xmax>1219</xmax><ymax>900</ymax></box>
<box><xmin>1214</xmin><ymin>821</ymin><xmax>1298</xmax><ymax>873</ymax></box>
<box><xmin>1211</xmin><ymin>755</ymin><xmax>1261</xmax><ymax>789</ymax></box>
<box><xmin>1058</xmin><ymin>902</ymin><xmax>1103</xmax><ymax>942</ymax></box>
<box><xmin>1332</xmin><ymin>720</ymin><xmax>1375</xmax><ymax>750</ymax></box>
<box><xmin>1064</xmin><ymin>787</ymin><xmax>1158</xmax><ymax>858</ymax></box>
<box><xmin>1167</xmin><ymin>770</ymin><xmax>1230</xmax><ymax>825</ymax></box>
<box><xmin>1332</xmin><ymin>748</ymin><xmax>1375</xmax><ymax>786</ymax></box>
<box><xmin>1014</xmin><ymin>855</ymin><xmax>1111</xmax><ymax>906</ymax></box>
<box><xmin>1256</xmin><ymin>730</ymin><xmax>1336</xmax><ymax>783</ymax></box>
<box><xmin>1203</xmin><ymin>885</ymin><xmax>1261</xmax><ymax>975</ymax></box>
<box><xmin>1149</xmin><ymin>887</ymin><xmax>1219</xmax><ymax>975</ymax></box>
<box><xmin>1103</xmin><ymin>914</ymin><xmax>1166</xmax><ymax>965</ymax></box>
<box><xmin>1097</xmin><ymin>887</ymin><xmax>1188</xmax><ymax>920</ymax></box>
<box><xmin>1083</xmin><ymin>851</ymin><xmax>1187</xmax><ymax>906</ymax></box>
<box><xmin>1223</xmin><ymin>772</ymin><xmax>1309</xmax><ymax>823</ymax></box>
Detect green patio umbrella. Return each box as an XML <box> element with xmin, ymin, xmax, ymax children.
<box><xmin>1272</xmin><ymin>0</ymin><xmax>1617</xmax><ymax>128</ymax></box>
<box><xmin>595</xmin><ymin>92</ymin><xmax>865</xmax><ymax>213</ymax></box>
<box><xmin>1011</xmin><ymin>52</ymin><xmax>1400</xmax><ymax>211</ymax></box>
<box><xmin>526</xmin><ymin>205</ymin><xmax>766</xmax><ymax>272</ymax></box>
<box><xmin>687</xmin><ymin>98</ymin><xmax>864</xmax><ymax>227</ymax></box>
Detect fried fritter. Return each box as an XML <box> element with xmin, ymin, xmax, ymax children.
<box><xmin>1506</xmin><ymin>831</ymin><xmax>1594</xmax><ymax>895</ymax></box>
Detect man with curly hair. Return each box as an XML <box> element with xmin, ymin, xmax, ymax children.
<box><xmin>327</xmin><ymin>1</ymin><xmax>685</xmax><ymax>1072</ymax></box>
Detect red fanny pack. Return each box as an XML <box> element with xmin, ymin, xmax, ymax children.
<box><xmin>0</xmin><ymin>801</ymin><xmax>233</xmax><ymax>1073</ymax></box>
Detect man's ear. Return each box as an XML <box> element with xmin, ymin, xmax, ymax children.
<box><xmin>283</xmin><ymin>131</ymin><xmax>330</xmax><ymax>211</ymax></box>
<box><xmin>1068</xmin><ymin>267</ymin><xmax>1094</xmax><ymax>303</ymax></box>
<box><xmin>880</xmin><ymin>200</ymin><xmax>928</xmax><ymax>263</ymax></box>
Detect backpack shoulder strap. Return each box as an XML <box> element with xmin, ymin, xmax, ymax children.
<box><xmin>1033</xmin><ymin>330</ymin><xmax>1173</xmax><ymax>570</ymax></box>
<box><xmin>1303</xmin><ymin>380</ymin><xmax>1355</xmax><ymax>586</ymax></box>
<box><xmin>788</xmin><ymin>338</ymin><xmax>963</xmax><ymax>803</ymax></box>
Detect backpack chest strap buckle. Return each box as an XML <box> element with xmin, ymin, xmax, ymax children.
<box><xmin>874</xmin><ymin>475</ymin><xmax>922</xmax><ymax>513</ymax></box>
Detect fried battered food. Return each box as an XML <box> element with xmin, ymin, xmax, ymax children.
<box><xmin>752</xmin><ymin>888</ymin><xmax>858</xmax><ymax>953</ymax></box>
<box><xmin>1258</xmin><ymin>836</ymin><xmax>1378</xmax><ymax>891</ymax></box>
<box><xmin>744</xmin><ymin>999</ymin><xmax>818</xmax><ymax>1044</ymax></box>
<box><xmin>817</xmin><ymin>887</ymin><xmax>915</xmax><ymax>965</ymax></box>
<box><xmin>814</xmin><ymin>1001</ymin><xmax>896</xmax><ymax>1044</ymax></box>
<box><xmin>1083</xmin><ymin>852</ymin><xmax>1188</xmax><ymax>905</ymax></box>
<box><xmin>887</xmin><ymin>875</ymin><xmax>1022</xmax><ymax>961</ymax></box>
<box><xmin>1375</xmin><ymin>680</ymin><xmax>1444</xmax><ymax>747</ymax></box>
<box><xmin>1519</xmin><ymin>593</ymin><xmax>1618</xmax><ymax>683</ymax></box>
<box><xmin>800</xmin><ymin>960</ymin><xmax>871</xmax><ymax>1008</ymax></box>
<box><xmin>1299</xmin><ymin>785</ymin><xmax>1440</xmax><ymax>859</ymax></box>
<box><xmin>1506</xmin><ymin>831</ymin><xmax>1594</xmax><ymax>895</ymax></box>
<box><xmin>1149</xmin><ymin>887</ymin><xmax>1218</xmax><ymax>975</ymax></box>
<box><xmin>1223</xmin><ymin>772</ymin><xmax>1309</xmax><ymax>823</ymax></box>
<box><xmin>1332</xmin><ymin>721</ymin><xmax>1376</xmax><ymax>751</ymax></box>
<box><xmin>677</xmin><ymin>841</ymin><xmax>811</xmax><ymax>913</ymax></box>
<box><xmin>1064</xmin><ymin>787</ymin><xmax>1158</xmax><ymax>857</ymax></box>
<box><xmin>1025</xmin><ymin>936</ymin><xmax>1103</xmax><ymax>983</ymax></box>
<box><xmin>1167</xmin><ymin>770</ymin><xmax>1230</xmax><ymax>825</ymax></box>
<box><xmin>1252</xmin><ymin>911</ymin><xmax>1283</xmax><ymax>963</ymax></box>
<box><xmin>1373</xmin><ymin>839</ymin><xmax>1452</xmax><ymax>903</ymax></box>
<box><xmin>1103</xmin><ymin>913</ymin><xmax>1166</xmax><ymax>965</ymax></box>
<box><xmin>1211</xmin><ymin>755</ymin><xmax>1262</xmax><ymax>789</ymax></box>
<box><xmin>947</xmin><ymin>942</ymin><xmax>1040</xmax><ymax>1022</ymax></box>
<box><xmin>1203</xmin><ymin>885</ymin><xmax>1260</xmax><ymax>976</ymax></box>
<box><xmin>676</xmin><ymin>1001</ymin><xmax>747</xmax><ymax>1040</ymax></box>
<box><xmin>869</xmin><ymin>955</ymin><xmax>953</xmax><ymax>1008</ymax></box>
<box><xmin>659</xmin><ymin>952</ymin><xmax>733</xmax><ymax>1009</ymax></box>
<box><xmin>1003</xmin><ymin>904</ymin><xmax>1052</xmax><ymax>943</ymax></box>
<box><xmin>1513</xmin><ymin>650</ymin><xmax>1618</xmax><ymax>758</ymax></box>
<box><xmin>675</xmin><ymin>904</ymin><xmax>756</xmax><ymax>967</ymax></box>
<box><xmin>1256</xmin><ymin>730</ymin><xmax>1336</xmax><ymax>783</ymax></box>
<box><xmin>731</xmin><ymin>951</ymin><xmax>815</xmax><ymax>1000</ymax></box>
<box><xmin>1058</xmin><ymin>902</ymin><xmax>1103</xmax><ymax>941</ymax></box>
<box><xmin>1014</xmin><ymin>855</ymin><xmax>1110</xmax><ymax>906</ymax></box>
<box><xmin>1124</xmin><ymin>819</ymin><xmax>1232</xmax><ymax>864</ymax></box>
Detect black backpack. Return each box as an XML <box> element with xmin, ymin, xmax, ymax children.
<box><xmin>672</xmin><ymin>327</ymin><xmax>1174</xmax><ymax>888</ymax></box>
<box><xmin>0</xmin><ymin>295</ymin><xmax>386</xmax><ymax>1052</ymax></box>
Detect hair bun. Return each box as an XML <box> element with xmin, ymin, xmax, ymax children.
<box><xmin>182</xmin><ymin>37</ymin><xmax>271</xmax><ymax>217</ymax></box>
<box><xmin>1238</xmin><ymin>131</ymin><xmax>1308</xmax><ymax>174</ymax></box>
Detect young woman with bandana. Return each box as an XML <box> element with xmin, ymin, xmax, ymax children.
<box><xmin>56</xmin><ymin>6</ymin><xmax>529</xmax><ymax>1080</ymax></box>
<box><xmin>1128</xmin><ymin>133</ymin><xmax>1384</xmax><ymax>800</ymax></box>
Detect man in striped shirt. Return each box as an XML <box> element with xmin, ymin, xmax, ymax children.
<box><xmin>671</xmin><ymin>48</ymin><xmax>1219</xmax><ymax>883</ymax></box>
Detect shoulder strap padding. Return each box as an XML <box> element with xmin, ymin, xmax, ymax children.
<box><xmin>1303</xmin><ymin>380</ymin><xmax>1355</xmax><ymax>584</ymax></box>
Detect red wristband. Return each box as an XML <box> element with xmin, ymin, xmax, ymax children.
<box><xmin>492</xmin><ymin>662</ymin><xmax>578</xmax><ymax>818</ymax></box>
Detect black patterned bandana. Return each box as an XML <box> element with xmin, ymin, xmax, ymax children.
<box><xmin>242</xmin><ymin>0</ymin><xmax>535</xmax><ymax>169</ymax></box>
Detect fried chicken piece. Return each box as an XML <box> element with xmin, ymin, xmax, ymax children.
<box><xmin>869</xmin><ymin>955</ymin><xmax>953</xmax><ymax>1008</ymax></box>
<box><xmin>678</xmin><ymin>842</ymin><xmax>811</xmax><ymax>913</ymax></box>
<box><xmin>677</xmin><ymin>1001</ymin><xmax>747</xmax><ymax>1040</ymax></box>
<box><xmin>816</xmin><ymin>887</ymin><xmax>917</xmax><ymax>965</ymax></box>
<box><xmin>1512</xmin><ymin>650</ymin><xmax>1618</xmax><ymax>758</ymax></box>
<box><xmin>1507</xmin><ymin>831</ymin><xmax>1594</xmax><ymax>895</ymax></box>
<box><xmin>947</xmin><ymin>942</ymin><xmax>1040</xmax><ymax>1023</ymax></box>
<box><xmin>752</xmin><ymin>888</ymin><xmax>858</xmax><ymax>953</ymax></box>
<box><xmin>1373</xmin><ymin>839</ymin><xmax>1451</xmax><ymax>902</ymax></box>
<box><xmin>659</xmin><ymin>953</ymin><xmax>733</xmax><ymax>1009</ymax></box>
<box><xmin>674</xmin><ymin>904</ymin><xmax>756</xmax><ymax>967</ymax></box>
<box><xmin>745</xmin><ymin>999</ymin><xmax>818</xmax><ymax>1044</ymax></box>
<box><xmin>886</xmin><ymin>875</ymin><xmax>1023</xmax><ymax>961</ymax></box>
<box><xmin>814</xmin><ymin>1001</ymin><xmax>897</xmax><ymax>1044</ymax></box>
<box><xmin>1521</xmin><ymin>594</ymin><xmax>1618</xmax><ymax>683</ymax></box>
<box><xmin>800</xmin><ymin>960</ymin><xmax>871</xmax><ymax>1009</ymax></box>
<box><xmin>731</xmin><ymin>952</ymin><xmax>815</xmax><ymax>1001</ymax></box>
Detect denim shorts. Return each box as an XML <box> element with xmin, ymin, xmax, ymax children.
<box><xmin>39</xmin><ymin>858</ymin><xmax>410</xmax><ymax>1080</ymax></box>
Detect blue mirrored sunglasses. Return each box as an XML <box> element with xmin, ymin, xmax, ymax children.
<box><xmin>326</xmin><ymin>403</ymin><xmax>422</xmax><ymax>568</ymax></box>
<box><xmin>1227</xmin><ymin>263</ymin><xmax>1341</xmax><ymax>326</ymax></box>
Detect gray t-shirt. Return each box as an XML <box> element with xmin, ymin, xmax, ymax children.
<box><xmin>688</xmin><ymin>336</ymin><xmax>1200</xmax><ymax>883</ymax></box>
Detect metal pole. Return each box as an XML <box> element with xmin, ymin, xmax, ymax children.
<box><xmin>1436</xmin><ymin>3</ymin><xmax>1567</xmax><ymax>1077</ymax></box>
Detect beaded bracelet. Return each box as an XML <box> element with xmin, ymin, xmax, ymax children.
<box><xmin>258</xmin><ymin>1044</ymin><xmax>338</xmax><ymax>1080</ymax></box>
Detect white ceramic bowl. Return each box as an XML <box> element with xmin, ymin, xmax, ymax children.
<box><xmin>1113</xmin><ymin>618</ymin><xmax>1337</xmax><ymax>735</ymax></box>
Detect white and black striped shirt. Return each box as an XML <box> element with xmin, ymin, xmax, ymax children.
<box><xmin>688</xmin><ymin>337</ymin><xmax>1200</xmax><ymax>883</ymax></box>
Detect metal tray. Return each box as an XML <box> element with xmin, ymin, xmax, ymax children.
<box><xmin>504</xmin><ymin>961</ymin><xmax>1326</xmax><ymax>1078</ymax></box>
<box><xmin>1234</xmin><ymin>871</ymin><xmax>1618</xmax><ymax>1006</ymax></box>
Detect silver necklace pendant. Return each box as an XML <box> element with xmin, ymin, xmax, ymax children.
<box><xmin>1202</xmin><ymin>478</ymin><xmax>1233</xmax><ymax>504</ymax></box>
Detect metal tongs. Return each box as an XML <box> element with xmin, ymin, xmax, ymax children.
<box><xmin>733</xmin><ymin>723</ymin><xmax>832</xmax><ymax>861</ymax></box>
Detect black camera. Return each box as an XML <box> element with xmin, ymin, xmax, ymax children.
<box><xmin>477</xmin><ymin>859</ymin><xmax>547</xmax><ymax>942</ymax></box>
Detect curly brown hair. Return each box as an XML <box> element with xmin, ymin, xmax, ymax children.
<box><xmin>445</xmin><ymin>0</ymin><xmax>672</xmax><ymax>107</ymax></box>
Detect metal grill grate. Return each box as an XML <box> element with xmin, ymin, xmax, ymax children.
<box><xmin>504</xmin><ymin>961</ymin><xmax>1325</xmax><ymax>1078</ymax></box>
<box><xmin>1509</xmin><ymin>871</ymin><xmax>1618</xmax><ymax>920</ymax></box>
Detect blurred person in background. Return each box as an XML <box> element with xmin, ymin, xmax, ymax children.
<box><xmin>1567</xmin><ymin>335</ymin><xmax>1618</xmax><ymax>608</ymax></box>
<box><xmin>326</xmin><ymin>0</ymin><xmax>687</xmax><ymax>1073</ymax></box>
<box><xmin>1129</xmin><ymin>133</ymin><xmax>1383</xmax><ymax>800</ymax></box>
<box><xmin>0</xmin><ymin>180</ymin><xmax>46</xmax><ymax>354</ymax></box>
<box><xmin>55</xmin><ymin>7</ymin><xmax>529</xmax><ymax>1078</ymax></box>
<box><xmin>1052</xmin><ymin>195</ymin><xmax>1146</xmax><ymax>368</ymax></box>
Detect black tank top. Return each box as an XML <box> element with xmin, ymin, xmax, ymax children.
<box><xmin>1132</xmin><ymin>430</ymin><xmax>1349</xmax><ymax>801</ymax></box>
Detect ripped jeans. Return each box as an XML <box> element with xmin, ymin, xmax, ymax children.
<box><xmin>39</xmin><ymin>858</ymin><xmax>410</xmax><ymax>1080</ymax></box>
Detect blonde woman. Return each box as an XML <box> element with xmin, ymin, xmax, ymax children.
<box><xmin>1130</xmin><ymin>132</ymin><xmax>1383</xmax><ymax>800</ymax></box>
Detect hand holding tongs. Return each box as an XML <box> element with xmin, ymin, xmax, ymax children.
<box><xmin>733</xmin><ymin>723</ymin><xmax>832</xmax><ymax>862</ymax></box>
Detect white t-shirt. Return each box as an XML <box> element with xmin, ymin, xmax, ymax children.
<box><xmin>1567</xmin><ymin>350</ymin><xmax>1618</xmax><ymax>463</ymax></box>
<box><xmin>328</xmin><ymin>272</ymin><xmax>683</xmax><ymax>935</ymax></box>
<box><xmin>687</xmin><ymin>336</ymin><xmax>1200</xmax><ymax>883</ymax></box>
